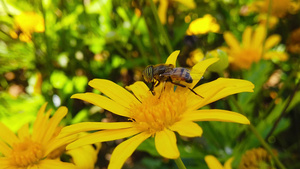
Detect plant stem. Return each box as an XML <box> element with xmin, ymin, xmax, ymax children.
<box><xmin>148</xmin><ymin>0</ymin><xmax>173</xmax><ymax>54</ymax></box>
<box><xmin>174</xmin><ymin>157</ymin><xmax>187</xmax><ymax>169</ymax></box>
<box><xmin>230</xmin><ymin>96</ymin><xmax>287</xmax><ymax>169</ymax></box>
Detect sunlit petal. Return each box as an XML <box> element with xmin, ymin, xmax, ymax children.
<box><xmin>205</xmin><ymin>155</ymin><xmax>224</xmax><ymax>169</ymax></box>
<box><xmin>108</xmin><ymin>132</ymin><xmax>151</xmax><ymax>169</ymax></box>
<box><xmin>67</xmin><ymin>128</ymin><xmax>141</xmax><ymax>150</ymax></box>
<box><xmin>126</xmin><ymin>81</ymin><xmax>152</xmax><ymax>102</ymax></box>
<box><xmin>169</xmin><ymin>121</ymin><xmax>203</xmax><ymax>137</ymax></box>
<box><xmin>88</xmin><ymin>79</ymin><xmax>140</xmax><ymax>108</ymax></box>
<box><xmin>42</xmin><ymin>106</ymin><xmax>68</xmax><ymax>144</ymax></box>
<box><xmin>0</xmin><ymin>123</ymin><xmax>19</xmax><ymax>146</ymax></box>
<box><xmin>155</xmin><ymin>129</ymin><xmax>179</xmax><ymax>159</ymax></box>
<box><xmin>71</xmin><ymin>93</ymin><xmax>131</xmax><ymax>117</ymax></box>
<box><xmin>189</xmin><ymin>58</ymin><xmax>219</xmax><ymax>88</ymax></box>
<box><xmin>60</xmin><ymin>122</ymin><xmax>134</xmax><ymax>137</ymax></box>
<box><xmin>17</xmin><ymin>123</ymin><xmax>29</xmax><ymax>140</ymax></box>
<box><xmin>0</xmin><ymin>140</ymin><xmax>11</xmax><ymax>156</ymax></box>
<box><xmin>182</xmin><ymin>109</ymin><xmax>250</xmax><ymax>124</ymax></box>
<box><xmin>187</xmin><ymin>78</ymin><xmax>254</xmax><ymax>110</ymax></box>
<box><xmin>165</xmin><ymin>50</ymin><xmax>180</xmax><ymax>66</ymax></box>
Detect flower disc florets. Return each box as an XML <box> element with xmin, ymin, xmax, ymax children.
<box><xmin>130</xmin><ymin>89</ymin><xmax>187</xmax><ymax>135</ymax></box>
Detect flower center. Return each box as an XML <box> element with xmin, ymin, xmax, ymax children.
<box><xmin>10</xmin><ymin>138</ymin><xmax>44</xmax><ymax>167</ymax></box>
<box><xmin>130</xmin><ymin>89</ymin><xmax>187</xmax><ymax>135</ymax></box>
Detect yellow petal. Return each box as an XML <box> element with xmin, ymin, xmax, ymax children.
<box><xmin>189</xmin><ymin>57</ymin><xmax>219</xmax><ymax>88</ymax></box>
<box><xmin>126</xmin><ymin>81</ymin><xmax>152</xmax><ymax>102</ymax></box>
<box><xmin>0</xmin><ymin>157</ymin><xmax>11</xmax><ymax>168</ymax></box>
<box><xmin>0</xmin><ymin>123</ymin><xmax>19</xmax><ymax>146</ymax></box>
<box><xmin>60</xmin><ymin>122</ymin><xmax>134</xmax><ymax>137</ymax></box>
<box><xmin>88</xmin><ymin>79</ymin><xmax>140</xmax><ymax>108</ymax></box>
<box><xmin>17</xmin><ymin>123</ymin><xmax>29</xmax><ymax>140</ymax></box>
<box><xmin>32</xmin><ymin>103</ymin><xmax>50</xmax><ymax>141</ymax></box>
<box><xmin>42</xmin><ymin>106</ymin><xmax>68</xmax><ymax>144</ymax></box>
<box><xmin>155</xmin><ymin>129</ymin><xmax>179</xmax><ymax>159</ymax></box>
<box><xmin>224</xmin><ymin>32</ymin><xmax>241</xmax><ymax>51</ymax></box>
<box><xmin>264</xmin><ymin>35</ymin><xmax>281</xmax><ymax>50</ymax></box>
<box><xmin>0</xmin><ymin>140</ymin><xmax>11</xmax><ymax>156</ymax></box>
<box><xmin>242</xmin><ymin>27</ymin><xmax>252</xmax><ymax>48</ymax></box>
<box><xmin>157</xmin><ymin>0</ymin><xmax>168</xmax><ymax>25</ymax></box>
<box><xmin>224</xmin><ymin>157</ymin><xmax>234</xmax><ymax>169</ymax></box>
<box><xmin>182</xmin><ymin>109</ymin><xmax>250</xmax><ymax>124</ymax></box>
<box><xmin>71</xmin><ymin>93</ymin><xmax>131</xmax><ymax>117</ymax></box>
<box><xmin>67</xmin><ymin>128</ymin><xmax>141</xmax><ymax>150</ymax></box>
<box><xmin>169</xmin><ymin>121</ymin><xmax>203</xmax><ymax>137</ymax></box>
<box><xmin>108</xmin><ymin>132</ymin><xmax>151</xmax><ymax>169</ymax></box>
<box><xmin>45</xmin><ymin>134</ymin><xmax>77</xmax><ymax>156</ymax></box>
<box><xmin>205</xmin><ymin>155</ymin><xmax>224</xmax><ymax>169</ymax></box>
<box><xmin>38</xmin><ymin>159</ymin><xmax>76</xmax><ymax>169</ymax></box>
<box><xmin>165</xmin><ymin>50</ymin><xmax>180</xmax><ymax>66</ymax></box>
<box><xmin>187</xmin><ymin>78</ymin><xmax>254</xmax><ymax>110</ymax></box>
<box><xmin>252</xmin><ymin>25</ymin><xmax>266</xmax><ymax>48</ymax></box>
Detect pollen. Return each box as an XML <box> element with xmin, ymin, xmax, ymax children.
<box><xmin>10</xmin><ymin>138</ymin><xmax>44</xmax><ymax>167</ymax></box>
<box><xmin>130</xmin><ymin>89</ymin><xmax>187</xmax><ymax>135</ymax></box>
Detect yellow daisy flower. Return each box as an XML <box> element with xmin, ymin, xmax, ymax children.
<box><xmin>186</xmin><ymin>14</ymin><xmax>220</xmax><ymax>35</ymax></box>
<box><xmin>224</xmin><ymin>25</ymin><xmax>285</xmax><ymax>69</ymax></box>
<box><xmin>61</xmin><ymin>51</ymin><xmax>254</xmax><ymax>169</ymax></box>
<box><xmin>10</xmin><ymin>12</ymin><xmax>45</xmax><ymax>42</ymax></box>
<box><xmin>205</xmin><ymin>155</ymin><xmax>233</xmax><ymax>169</ymax></box>
<box><xmin>0</xmin><ymin>103</ymin><xmax>77</xmax><ymax>169</ymax></box>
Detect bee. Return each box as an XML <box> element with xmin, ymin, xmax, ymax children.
<box><xmin>142</xmin><ymin>64</ymin><xmax>203</xmax><ymax>98</ymax></box>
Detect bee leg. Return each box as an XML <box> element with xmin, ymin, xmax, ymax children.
<box><xmin>170</xmin><ymin>81</ymin><xmax>204</xmax><ymax>99</ymax></box>
<box><xmin>158</xmin><ymin>82</ymin><xmax>166</xmax><ymax>99</ymax></box>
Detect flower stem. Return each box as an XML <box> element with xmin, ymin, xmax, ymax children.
<box><xmin>230</xmin><ymin>96</ymin><xmax>286</xmax><ymax>169</ymax></box>
<box><xmin>148</xmin><ymin>0</ymin><xmax>173</xmax><ymax>54</ymax></box>
<box><xmin>174</xmin><ymin>157</ymin><xmax>187</xmax><ymax>169</ymax></box>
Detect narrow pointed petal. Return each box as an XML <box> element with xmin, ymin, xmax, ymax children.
<box><xmin>17</xmin><ymin>123</ymin><xmax>30</xmax><ymax>140</ymax></box>
<box><xmin>187</xmin><ymin>78</ymin><xmax>254</xmax><ymax>110</ymax></box>
<box><xmin>126</xmin><ymin>81</ymin><xmax>152</xmax><ymax>102</ymax></box>
<box><xmin>252</xmin><ymin>25</ymin><xmax>266</xmax><ymax>48</ymax></box>
<box><xmin>45</xmin><ymin>134</ymin><xmax>77</xmax><ymax>156</ymax></box>
<box><xmin>88</xmin><ymin>79</ymin><xmax>140</xmax><ymax>108</ymax></box>
<box><xmin>67</xmin><ymin>128</ymin><xmax>141</xmax><ymax>150</ymax></box>
<box><xmin>60</xmin><ymin>122</ymin><xmax>134</xmax><ymax>137</ymax></box>
<box><xmin>264</xmin><ymin>35</ymin><xmax>281</xmax><ymax>50</ymax></box>
<box><xmin>38</xmin><ymin>159</ymin><xmax>76</xmax><ymax>169</ymax></box>
<box><xmin>169</xmin><ymin>121</ymin><xmax>203</xmax><ymax>137</ymax></box>
<box><xmin>0</xmin><ymin>140</ymin><xmax>12</xmax><ymax>156</ymax></box>
<box><xmin>224</xmin><ymin>157</ymin><xmax>234</xmax><ymax>169</ymax></box>
<box><xmin>182</xmin><ymin>109</ymin><xmax>250</xmax><ymax>124</ymax></box>
<box><xmin>108</xmin><ymin>132</ymin><xmax>151</xmax><ymax>169</ymax></box>
<box><xmin>242</xmin><ymin>27</ymin><xmax>252</xmax><ymax>48</ymax></box>
<box><xmin>205</xmin><ymin>155</ymin><xmax>224</xmax><ymax>169</ymax></box>
<box><xmin>155</xmin><ymin>129</ymin><xmax>179</xmax><ymax>159</ymax></box>
<box><xmin>71</xmin><ymin>93</ymin><xmax>131</xmax><ymax>117</ymax></box>
<box><xmin>157</xmin><ymin>0</ymin><xmax>168</xmax><ymax>24</ymax></box>
<box><xmin>42</xmin><ymin>106</ymin><xmax>68</xmax><ymax>144</ymax></box>
<box><xmin>189</xmin><ymin>58</ymin><xmax>219</xmax><ymax>88</ymax></box>
<box><xmin>165</xmin><ymin>50</ymin><xmax>180</xmax><ymax>66</ymax></box>
<box><xmin>224</xmin><ymin>32</ymin><xmax>241</xmax><ymax>51</ymax></box>
<box><xmin>0</xmin><ymin>123</ymin><xmax>19</xmax><ymax>146</ymax></box>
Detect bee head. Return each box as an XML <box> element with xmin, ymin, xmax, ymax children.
<box><xmin>142</xmin><ymin>65</ymin><xmax>154</xmax><ymax>83</ymax></box>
